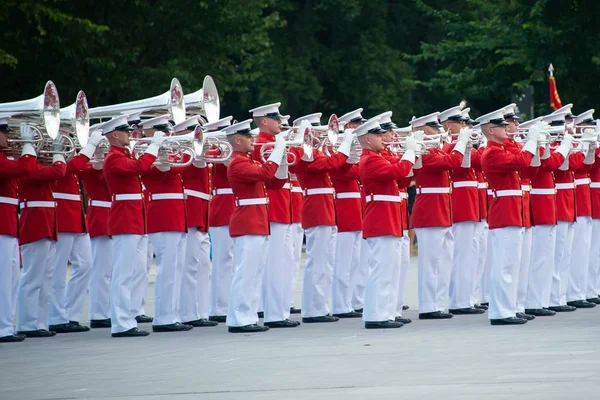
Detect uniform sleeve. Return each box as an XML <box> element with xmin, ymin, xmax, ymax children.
<box><xmin>539</xmin><ymin>150</ymin><xmax>565</xmax><ymax>171</ymax></box>
<box><xmin>293</xmin><ymin>151</ymin><xmax>348</xmax><ymax>173</ymax></box>
<box><xmin>0</xmin><ymin>154</ymin><xmax>37</xmax><ymax>178</ymax></box>
<box><xmin>104</xmin><ymin>153</ymin><xmax>157</xmax><ymax>177</ymax></box>
<box><xmin>482</xmin><ymin>147</ymin><xmax>533</xmax><ymax>173</ymax></box>
<box><xmin>359</xmin><ymin>154</ymin><xmax>414</xmax><ymax>181</ymax></box>
<box><xmin>227</xmin><ymin>156</ymin><xmax>279</xmax><ymax>184</ymax></box>
<box><xmin>471</xmin><ymin>148</ymin><xmax>482</xmax><ymax>172</ymax></box>
<box><xmin>25</xmin><ymin>161</ymin><xmax>67</xmax><ymax>181</ymax></box>
<box><xmin>66</xmin><ymin>154</ymin><xmax>90</xmax><ymax>173</ymax></box>
<box><xmin>569</xmin><ymin>152</ymin><xmax>585</xmax><ymax>172</ymax></box>
<box><xmin>329</xmin><ymin>163</ymin><xmax>359</xmax><ymax>180</ymax></box>
<box><xmin>421</xmin><ymin>150</ymin><xmax>463</xmax><ymax>171</ymax></box>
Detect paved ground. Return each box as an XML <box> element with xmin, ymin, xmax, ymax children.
<box><xmin>1</xmin><ymin>257</ymin><xmax>599</xmax><ymax>400</ymax></box>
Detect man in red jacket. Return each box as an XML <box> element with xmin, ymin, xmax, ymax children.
<box><xmin>224</xmin><ymin>119</ymin><xmax>288</xmax><ymax>333</ymax></box>
<box><xmin>103</xmin><ymin>115</ymin><xmax>166</xmax><ymax>337</ymax></box>
<box><xmin>358</xmin><ymin>117</ymin><xmax>416</xmax><ymax>328</ymax></box>
<box><xmin>0</xmin><ymin>121</ymin><xmax>37</xmax><ymax>342</ymax></box>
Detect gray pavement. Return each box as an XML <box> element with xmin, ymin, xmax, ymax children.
<box><xmin>1</xmin><ymin>257</ymin><xmax>599</xmax><ymax>400</ymax></box>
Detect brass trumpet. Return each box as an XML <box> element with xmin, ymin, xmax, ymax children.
<box><xmin>259</xmin><ymin>120</ymin><xmax>314</xmax><ymax>165</ymax></box>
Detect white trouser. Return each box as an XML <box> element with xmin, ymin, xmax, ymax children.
<box><xmin>396</xmin><ymin>233</ymin><xmax>410</xmax><ymax>316</ymax></box>
<box><xmin>480</xmin><ymin>222</ymin><xmax>493</xmax><ymax>303</ymax></box>
<box><xmin>449</xmin><ymin>221</ymin><xmax>478</xmax><ymax>309</ymax></box>
<box><xmin>17</xmin><ymin>239</ymin><xmax>55</xmax><ymax>331</ymax></box>
<box><xmin>0</xmin><ymin>235</ymin><xmax>19</xmax><ymax>336</ymax></box>
<box><xmin>516</xmin><ymin>227</ymin><xmax>533</xmax><ymax>313</ymax></box>
<box><xmin>262</xmin><ymin>223</ymin><xmax>294</xmax><ymax>322</ymax></box>
<box><xmin>227</xmin><ymin>235</ymin><xmax>269</xmax><ymax>327</ymax></box>
<box><xmin>208</xmin><ymin>226</ymin><xmax>235</xmax><ymax>317</ymax></box>
<box><xmin>587</xmin><ymin>219</ymin><xmax>600</xmax><ymax>299</ymax></box>
<box><xmin>550</xmin><ymin>221</ymin><xmax>575</xmax><ymax>306</ymax></box>
<box><xmin>302</xmin><ymin>225</ymin><xmax>336</xmax><ymax>318</ymax></box>
<box><xmin>351</xmin><ymin>238</ymin><xmax>369</xmax><ymax>311</ymax></box>
<box><xmin>363</xmin><ymin>235</ymin><xmax>402</xmax><ymax>322</ymax></box>
<box><xmin>289</xmin><ymin>223</ymin><xmax>304</xmax><ymax>308</ymax></box>
<box><xmin>88</xmin><ymin>236</ymin><xmax>113</xmax><ymax>320</ymax></box>
<box><xmin>567</xmin><ymin>216</ymin><xmax>593</xmax><ymax>302</ymax></box>
<box><xmin>136</xmin><ymin>237</ymin><xmax>153</xmax><ymax>316</ymax></box>
<box><xmin>48</xmin><ymin>233</ymin><xmax>92</xmax><ymax>325</ymax></box>
<box><xmin>471</xmin><ymin>220</ymin><xmax>488</xmax><ymax>305</ymax></box>
<box><xmin>149</xmin><ymin>231</ymin><xmax>186</xmax><ymax>326</ymax></box>
<box><xmin>488</xmin><ymin>227</ymin><xmax>523</xmax><ymax>319</ymax></box>
<box><xmin>110</xmin><ymin>234</ymin><xmax>147</xmax><ymax>334</ymax></box>
<box><xmin>415</xmin><ymin>227</ymin><xmax>454</xmax><ymax>313</ymax></box>
<box><xmin>180</xmin><ymin>228</ymin><xmax>211</xmax><ymax>322</ymax></box>
<box><xmin>332</xmin><ymin>230</ymin><xmax>361</xmax><ymax>314</ymax></box>
<box><xmin>525</xmin><ymin>225</ymin><xmax>556</xmax><ymax>309</ymax></box>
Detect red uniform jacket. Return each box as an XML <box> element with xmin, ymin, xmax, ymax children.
<box><xmin>142</xmin><ymin>166</ymin><xmax>187</xmax><ymax>233</ymax></box>
<box><xmin>473</xmin><ymin>146</ymin><xmax>489</xmax><ymax>220</ymax></box>
<box><xmin>330</xmin><ymin>163</ymin><xmax>362</xmax><ymax>232</ymax></box>
<box><xmin>590</xmin><ymin>148</ymin><xmax>600</xmax><ymax>219</ymax></box>
<box><xmin>443</xmin><ymin>144</ymin><xmax>480</xmax><ymax>223</ymax></box>
<box><xmin>209</xmin><ymin>163</ymin><xmax>234</xmax><ymax>227</ymax></box>
<box><xmin>411</xmin><ymin>148</ymin><xmax>463</xmax><ymax>228</ymax></box>
<box><xmin>0</xmin><ymin>153</ymin><xmax>36</xmax><ymax>237</ymax></box>
<box><xmin>529</xmin><ymin>150</ymin><xmax>564</xmax><ymax>225</ymax></box>
<box><xmin>382</xmin><ymin>149</ymin><xmax>412</xmax><ymax>231</ymax></box>
<box><xmin>359</xmin><ymin>149</ymin><xmax>414</xmax><ymax>238</ymax></box>
<box><xmin>481</xmin><ymin>142</ymin><xmax>533</xmax><ymax>229</ymax></box>
<box><xmin>19</xmin><ymin>161</ymin><xmax>67</xmax><ymax>245</ymax></box>
<box><xmin>503</xmin><ymin>140</ymin><xmax>539</xmax><ymax>228</ymax></box>
<box><xmin>554</xmin><ymin>152</ymin><xmax>584</xmax><ymax>222</ymax></box>
<box><xmin>290</xmin><ymin>175</ymin><xmax>303</xmax><ymax>224</ymax></box>
<box><xmin>574</xmin><ymin>163</ymin><xmax>593</xmax><ymax>217</ymax></box>
<box><xmin>52</xmin><ymin>154</ymin><xmax>89</xmax><ymax>234</ymax></box>
<box><xmin>182</xmin><ymin>160</ymin><xmax>210</xmax><ymax>232</ymax></box>
<box><xmin>80</xmin><ymin>166</ymin><xmax>111</xmax><ymax>238</ymax></box>
<box><xmin>227</xmin><ymin>151</ymin><xmax>285</xmax><ymax>237</ymax></box>
<box><xmin>103</xmin><ymin>146</ymin><xmax>156</xmax><ymax>236</ymax></box>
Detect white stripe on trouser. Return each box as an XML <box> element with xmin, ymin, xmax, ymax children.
<box><xmin>488</xmin><ymin>227</ymin><xmax>524</xmax><ymax>320</ymax></box>
<box><xmin>227</xmin><ymin>235</ymin><xmax>269</xmax><ymax>327</ymax></box>
<box><xmin>351</xmin><ymin>238</ymin><xmax>369</xmax><ymax>311</ymax></box>
<box><xmin>110</xmin><ymin>234</ymin><xmax>147</xmax><ymax>334</ymax></box>
<box><xmin>132</xmin><ymin>235</ymin><xmax>151</xmax><ymax>316</ymax></box>
<box><xmin>332</xmin><ymin>230</ymin><xmax>361</xmax><ymax>314</ymax></box>
<box><xmin>480</xmin><ymin>222</ymin><xmax>493</xmax><ymax>303</ymax></box>
<box><xmin>302</xmin><ymin>226</ymin><xmax>336</xmax><ymax>318</ymax></box>
<box><xmin>516</xmin><ymin>227</ymin><xmax>533</xmax><ymax>313</ymax></box>
<box><xmin>587</xmin><ymin>219</ymin><xmax>600</xmax><ymax>298</ymax></box>
<box><xmin>48</xmin><ymin>233</ymin><xmax>93</xmax><ymax>325</ymax></box>
<box><xmin>449</xmin><ymin>221</ymin><xmax>478</xmax><ymax>309</ymax></box>
<box><xmin>149</xmin><ymin>231</ymin><xmax>186</xmax><ymax>325</ymax></box>
<box><xmin>289</xmin><ymin>223</ymin><xmax>304</xmax><ymax>308</ymax></box>
<box><xmin>550</xmin><ymin>221</ymin><xmax>575</xmax><ymax>306</ymax></box>
<box><xmin>362</xmin><ymin>235</ymin><xmax>402</xmax><ymax>322</ymax></box>
<box><xmin>263</xmin><ymin>223</ymin><xmax>294</xmax><ymax>322</ymax></box>
<box><xmin>89</xmin><ymin>236</ymin><xmax>113</xmax><ymax>320</ymax></box>
<box><xmin>17</xmin><ymin>239</ymin><xmax>54</xmax><ymax>331</ymax></box>
<box><xmin>524</xmin><ymin>225</ymin><xmax>556</xmax><ymax>309</ymax></box>
<box><xmin>471</xmin><ymin>220</ymin><xmax>489</xmax><ymax>305</ymax></box>
<box><xmin>567</xmin><ymin>216</ymin><xmax>592</xmax><ymax>302</ymax></box>
<box><xmin>208</xmin><ymin>226</ymin><xmax>235</xmax><ymax>317</ymax></box>
<box><xmin>396</xmin><ymin>233</ymin><xmax>411</xmax><ymax>316</ymax></box>
<box><xmin>415</xmin><ymin>227</ymin><xmax>454</xmax><ymax>313</ymax></box>
<box><xmin>0</xmin><ymin>235</ymin><xmax>19</xmax><ymax>336</ymax></box>
<box><xmin>180</xmin><ymin>228</ymin><xmax>211</xmax><ymax>322</ymax></box>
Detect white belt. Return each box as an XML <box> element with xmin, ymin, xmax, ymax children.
<box><xmin>150</xmin><ymin>193</ymin><xmax>185</xmax><ymax>201</ymax></box>
<box><xmin>494</xmin><ymin>190</ymin><xmax>522</xmax><ymax>197</ymax></box>
<box><xmin>521</xmin><ymin>185</ymin><xmax>531</xmax><ymax>192</ymax></box>
<box><xmin>89</xmin><ymin>200</ymin><xmax>112</xmax><ymax>208</ymax></box>
<box><xmin>282</xmin><ymin>183</ymin><xmax>292</xmax><ymax>189</ymax></box>
<box><xmin>365</xmin><ymin>194</ymin><xmax>402</xmax><ymax>203</ymax></box>
<box><xmin>575</xmin><ymin>178</ymin><xmax>591</xmax><ymax>186</ymax></box>
<box><xmin>113</xmin><ymin>193</ymin><xmax>143</xmax><ymax>201</ymax></box>
<box><xmin>305</xmin><ymin>188</ymin><xmax>334</xmax><ymax>196</ymax></box>
<box><xmin>555</xmin><ymin>183</ymin><xmax>575</xmax><ymax>190</ymax></box>
<box><xmin>452</xmin><ymin>181</ymin><xmax>478</xmax><ymax>188</ymax></box>
<box><xmin>0</xmin><ymin>196</ymin><xmax>18</xmax><ymax>206</ymax></box>
<box><xmin>487</xmin><ymin>189</ymin><xmax>494</xmax><ymax>196</ymax></box>
<box><xmin>291</xmin><ymin>187</ymin><xmax>303</xmax><ymax>193</ymax></box>
<box><xmin>590</xmin><ymin>182</ymin><xmax>600</xmax><ymax>189</ymax></box>
<box><xmin>530</xmin><ymin>188</ymin><xmax>556</xmax><ymax>195</ymax></box>
<box><xmin>53</xmin><ymin>192</ymin><xmax>81</xmax><ymax>201</ymax></box>
<box><xmin>336</xmin><ymin>192</ymin><xmax>361</xmax><ymax>199</ymax></box>
<box><xmin>478</xmin><ymin>182</ymin><xmax>488</xmax><ymax>189</ymax></box>
<box><xmin>399</xmin><ymin>192</ymin><xmax>409</xmax><ymax>200</ymax></box>
<box><xmin>20</xmin><ymin>201</ymin><xmax>56</xmax><ymax>209</ymax></box>
<box><xmin>212</xmin><ymin>188</ymin><xmax>233</xmax><ymax>195</ymax></box>
<box><xmin>416</xmin><ymin>187</ymin><xmax>450</xmax><ymax>194</ymax></box>
<box><xmin>235</xmin><ymin>197</ymin><xmax>268</xmax><ymax>206</ymax></box>
<box><xmin>184</xmin><ymin>189</ymin><xmax>211</xmax><ymax>200</ymax></box>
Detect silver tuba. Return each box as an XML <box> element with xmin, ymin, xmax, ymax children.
<box><xmin>60</xmin><ymin>90</ymin><xmax>90</xmax><ymax>148</ymax></box>
<box><xmin>184</xmin><ymin>75</ymin><xmax>220</xmax><ymax>124</ymax></box>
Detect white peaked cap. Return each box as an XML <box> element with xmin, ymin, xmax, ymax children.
<box><xmin>249</xmin><ymin>102</ymin><xmax>283</xmax><ymax>118</ymax></box>
<box><xmin>339</xmin><ymin>108</ymin><xmax>366</xmax><ymax>123</ymax></box>
<box><xmin>551</xmin><ymin>103</ymin><xmax>574</xmax><ymax>116</ymax></box>
<box><xmin>439</xmin><ymin>105</ymin><xmax>464</xmax><ymax>123</ymax></box>
<box><xmin>0</xmin><ymin>116</ymin><xmax>9</xmax><ymax>125</ymax></box>
<box><xmin>502</xmin><ymin>103</ymin><xmax>517</xmax><ymax>115</ymax></box>
<box><xmin>203</xmin><ymin>116</ymin><xmax>233</xmax><ymax>132</ymax></box>
<box><xmin>173</xmin><ymin>116</ymin><xmax>199</xmax><ymax>133</ymax></box>
<box><xmin>139</xmin><ymin>114</ymin><xmax>171</xmax><ymax>129</ymax></box>
<box><xmin>475</xmin><ymin>108</ymin><xmax>508</xmax><ymax>126</ymax></box>
<box><xmin>98</xmin><ymin>115</ymin><xmax>131</xmax><ymax>135</ymax></box>
<box><xmin>374</xmin><ymin>111</ymin><xmax>393</xmax><ymax>124</ymax></box>
<box><xmin>541</xmin><ymin>111</ymin><xmax>569</xmax><ymax>124</ymax></box>
<box><xmin>280</xmin><ymin>115</ymin><xmax>291</xmax><ymax>126</ymax></box>
<box><xmin>410</xmin><ymin>112</ymin><xmax>441</xmax><ymax>128</ymax></box>
<box><xmin>293</xmin><ymin>113</ymin><xmax>322</xmax><ymax>126</ymax></box>
<box><xmin>575</xmin><ymin>109</ymin><xmax>595</xmax><ymax>125</ymax></box>
<box><xmin>124</xmin><ymin>109</ymin><xmax>146</xmax><ymax>123</ymax></box>
<box><xmin>223</xmin><ymin>119</ymin><xmax>253</xmax><ymax>136</ymax></box>
<box><xmin>518</xmin><ymin>117</ymin><xmax>544</xmax><ymax>130</ymax></box>
<box><xmin>354</xmin><ymin>117</ymin><xmax>385</xmax><ymax>137</ymax></box>
<box><xmin>461</xmin><ymin>108</ymin><xmax>471</xmax><ymax>118</ymax></box>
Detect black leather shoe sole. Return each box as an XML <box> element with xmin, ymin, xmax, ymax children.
<box><xmin>395</xmin><ymin>317</ymin><xmax>412</xmax><ymax>324</ymax></box>
<box><xmin>264</xmin><ymin>319</ymin><xmax>300</xmax><ymax>328</ymax></box>
<box><xmin>208</xmin><ymin>315</ymin><xmax>227</xmax><ymax>323</ymax></box>
<box><xmin>17</xmin><ymin>329</ymin><xmax>56</xmax><ymax>337</ymax></box>
<box><xmin>289</xmin><ymin>307</ymin><xmax>302</xmax><ymax>314</ymax></box>
<box><xmin>586</xmin><ymin>297</ymin><xmax>600</xmax><ymax>304</ymax></box>
<box><xmin>90</xmin><ymin>319</ymin><xmax>111</xmax><ymax>328</ymax></box>
<box><xmin>183</xmin><ymin>319</ymin><xmax>218</xmax><ymax>327</ymax></box>
<box><xmin>419</xmin><ymin>311</ymin><xmax>454</xmax><ymax>320</ymax></box>
<box><xmin>516</xmin><ymin>312</ymin><xmax>536</xmax><ymax>321</ymax></box>
<box><xmin>365</xmin><ymin>321</ymin><xmax>403</xmax><ymax>329</ymax></box>
<box><xmin>449</xmin><ymin>307</ymin><xmax>485</xmax><ymax>315</ymax></box>
<box><xmin>490</xmin><ymin>317</ymin><xmax>527</xmax><ymax>325</ymax></box>
<box><xmin>524</xmin><ymin>308</ymin><xmax>556</xmax><ymax>316</ymax></box>
<box><xmin>228</xmin><ymin>324</ymin><xmax>269</xmax><ymax>333</ymax></box>
<box><xmin>567</xmin><ymin>300</ymin><xmax>596</xmax><ymax>308</ymax></box>
<box><xmin>111</xmin><ymin>328</ymin><xmax>150</xmax><ymax>337</ymax></box>
<box><xmin>49</xmin><ymin>323</ymin><xmax>90</xmax><ymax>333</ymax></box>
<box><xmin>152</xmin><ymin>323</ymin><xmax>193</xmax><ymax>332</ymax></box>
<box><xmin>547</xmin><ymin>305</ymin><xmax>576</xmax><ymax>312</ymax></box>
<box><xmin>0</xmin><ymin>334</ymin><xmax>26</xmax><ymax>342</ymax></box>
<box><xmin>302</xmin><ymin>315</ymin><xmax>339</xmax><ymax>323</ymax></box>
<box><xmin>332</xmin><ymin>311</ymin><xmax>362</xmax><ymax>318</ymax></box>
<box><xmin>135</xmin><ymin>315</ymin><xmax>153</xmax><ymax>323</ymax></box>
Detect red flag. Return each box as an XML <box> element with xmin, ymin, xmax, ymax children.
<box><xmin>548</xmin><ymin>64</ymin><xmax>562</xmax><ymax>111</ymax></box>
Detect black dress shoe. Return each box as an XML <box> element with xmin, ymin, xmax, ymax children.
<box><xmin>135</xmin><ymin>314</ymin><xmax>153</xmax><ymax>323</ymax></box>
<box><xmin>49</xmin><ymin>322</ymin><xmax>90</xmax><ymax>333</ymax></box>
<box><xmin>394</xmin><ymin>317</ymin><xmax>412</xmax><ymax>324</ymax></box>
<box><xmin>17</xmin><ymin>329</ymin><xmax>56</xmax><ymax>337</ymax></box>
<box><xmin>586</xmin><ymin>297</ymin><xmax>600</xmax><ymax>304</ymax></box>
<box><xmin>264</xmin><ymin>319</ymin><xmax>300</xmax><ymax>328</ymax></box>
<box><xmin>302</xmin><ymin>314</ymin><xmax>339</xmax><ymax>323</ymax></box>
<box><xmin>449</xmin><ymin>307</ymin><xmax>485</xmax><ymax>315</ymax></box>
<box><xmin>208</xmin><ymin>315</ymin><xmax>227</xmax><ymax>323</ymax></box>
<box><xmin>474</xmin><ymin>303</ymin><xmax>488</xmax><ymax>310</ymax></box>
<box><xmin>289</xmin><ymin>307</ymin><xmax>302</xmax><ymax>314</ymax></box>
<box><xmin>480</xmin><ymin>302</ymin><xmax>489</xmax><ymax>306</ymax></box>
<box><xmin>228</xmin><ymin>324</ymin><xmax>269</xmax><ymax>333</ymax></box>
<box><xmin>354</xmin><ymin>308</ymin><xmax>363</xmax><ymax>313</ymax></box>
<box><xmin>365</xmin><ymin>320</ymin><xmax>403</xmax><ymax>329</ymax></box>
<box><xmin>547</xmin><ymin>305</ymin><xmax>577</xmax><ymax>312</ymax></box>
<box><xmin>90</xmin><ymin>319</ymin><xmax>112</xmax><ymax>328</ymax></box>
<box><xmin>490</xmin><ymin>317</ymin><xmax>527</xmax><ymax>325</ymax></box>
<box><xmin>0</xmin><ymin>334</ymin><xmax>26</xmax><ymax>343</ymax></box>
<box><xmin>524</xmin><ymin>308</ymin><xmax>556</xmax><ymax>316</ymax></box>
<box><xmin>402</xmin><ymin>305</ymin><xmax>410</xmax><ymax>311</ymax></box>
<box><xmin>332</xmin><ymin>311</ymin><xmax>362</xmax><ymax>318</ymax></box>
<box><xmin>111</xmin><ymin>328</ymin><xmax>150</xmax><ymax>337</ymax></box>
<box><xmin>516</xmin><ymin>312</ymin><xmax>536</xmax><ymax>321</ymax></box>
<box><xmin>152</xmin><ymin>322</ymin><xmax>193</xmax><ymax>332</ymax></box>
<box><xmin>257</xmin><ymin>312</ymin><xmax>264</xmax><ymax>319</ymax></box>
<box><xmin>419</xmin><ymin>311</ymin><xmax>453</xmax><ymax>320</ymax></box>
<box><xmin>182</xmin><ymin>319</ymin><xmax>218</xmax><ymax>327</ymax></box>
<box><xmin>568</xmin><ymin>300</ymin><xmax>596</xmax><ymax>308</ymax></box>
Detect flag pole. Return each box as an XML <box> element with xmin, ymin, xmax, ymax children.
<box><xmin>548</xmin><ymin>63</ymin><xmax>554</xmax><ymax>77</ymax></box>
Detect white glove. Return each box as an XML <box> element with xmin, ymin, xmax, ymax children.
<box><xmin>413</xmin><ymin>157</ymin><xmax>423</xmax><ymax>169</ymax></box>
<box><xmin>555</xmin><ymin>134</ymin><xmax>573</xmax><ymax>160</ymax></box>
<box><xmin>275</xmin><ymin>161</ymin><xmax>288</xmax><ymax>179</ymax></box>
<box><xmin>21</xmin><ymin>143</ymin><xmax>36</xmax><ymax>157</ymax></box>
<box><xmin>336</xmin><ymin>130</ymin><xmax>355</xmax><ymax>157</ymax></box>
<box><xmin>145</xmin><ymin>132</ymin><xmax>166</xmax><ymax>158</ymax></box>
<box><xmin>346</xmin><ymin>142</ymin><xmax>360</xmax><ymax>164</ymax></box>
<box><xmin>522</xmin><ymin>128</ymin><xmax>540</xmax><ymax>155</ymax></box>
<box><xmin>79</xmin><ymin>130</ymin><xmax>105</xmax><ymax>159</ymax></box>
<box><xmin>453</xmin><ymin>128</ymin><xmax>471</xmax><ymax>155</ymax></box>
<box><xmin>540</xmin><ymin>143</ymin><xmax>550</xmax><ymax>160</ymax></box>
<box><xmin>559</xmin><ymin>156</ymin><xmax>570</xmax><ymax>171</ymax></box>
<box><xmin>156</xmin><ymin>164</ymin><xmax>171</xmax><ymax>172</ymax></box>
<box><xmin>267</xmin><ymin>134</ymin><xmax>286</xmax><ymax>166</ymax></box>
<box><xmin>530</xmin><ymin>151</ymin><xmax>541</xmax><ymax>167</ymax></box>
<box><xmin>19</xmin><ymin>123</ymin><xmax>34</xmax><ymax>141</ymax></box>
<box><xmin>193</xmin><ymin>159</ymin><xmax>207</xmax><ymax>168</ymax></box>
<box><xmin>461</xmin><ymin>148</ymin><xmax>472</xmax><ymax>168</ymax></box>
<box><xmin>53</xmin><ymin>154</ymin><xmax>65</xmax><ymax>164</ymax></box>
<box><xmin>401</xmin><ymin>136</ymin><xmax>416</xmax><ymax>164</ymax></box>
<box><xmin>301</xmin><ymin>148</ymin><xmax>314</xmax><ymax>162</ymax></box>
